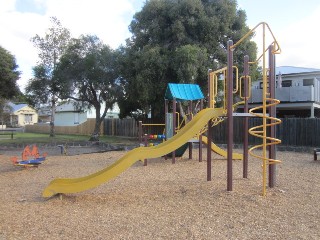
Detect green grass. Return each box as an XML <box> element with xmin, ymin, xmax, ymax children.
<box><xmin>0</xmin><ymin>132</ymin><xmax>138</xmax><ymax>145</ymax></box>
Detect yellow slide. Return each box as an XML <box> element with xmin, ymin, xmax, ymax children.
<box><xmin>43</xmin><ymin>108</ymin><xmax>225</xmax><ymax>198</ymax></box>
<box><xmin>201</xmin><ymin>135</ymin><xmax>243</xmax><ymax>160</ymax></box>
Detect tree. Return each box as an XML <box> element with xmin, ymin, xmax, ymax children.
<box><xmin>0</xmin><ymin>46</ymin><xmax>20</xmax><ymax>126</ymax></box>
<box><xmin>54</xmin><ymin>35</ymin><xmax>121</xmax><ymax>141</ymax></box>
<box><xmin>118</xmin><ymin>0</ymin><xmax>257</xmax><ymax>118</ymax></box>
<box><xmin>0</xmin><ymin>46</ymin><xmax>20</xmax><ymax>99</ymax></box>
<box><xmin>26</xmin><ymin>16</ymin><xmax>71</xmax><ymax>137</ymax></box>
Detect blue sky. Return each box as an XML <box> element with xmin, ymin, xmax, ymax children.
<box><xmin>15</xmin><ymin>0</ymin><xmax>46</xmax><ymax>14</ymax></box>
<box><xmin>1</xmin><ymin>0</ymin><xmax>320</xmax><ymax>92</ymax></box>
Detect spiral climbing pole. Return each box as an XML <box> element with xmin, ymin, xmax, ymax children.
<box><xmin>207</xmin><ymin>22</ymin><xmax>281</xmax><ymax>195</ymax></box>
<box><xmin>248</xmin><ymin>42</ymin><xmax>282</xmax><ymax>196</ymax></box>
<box><xmin>231</xmin><ymin>22</ymin><xmax>282</xmax><ymax>196</ymax></box>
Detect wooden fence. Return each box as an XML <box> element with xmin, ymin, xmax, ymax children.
<box><xmin>103</xmin><ymin>118</ymin><xmax>138</xmax><ymax>137</ymax></box>
<box><xmin>25</xmin><ymin>118</ymin><xmax>103</xmax><ymax>136</ymax></box>
<box><xmin>278</xmin><ymin>118</ymin><xmax>320</xmax><ymax>147</ymax></box>
<box><xmin>103</xmin><ymin>117</ymin><xmax>320</xmax><ymax>147</ymax></box>
<box><xmin>24</xmin><ymin>117</ymin><xmax>320</xmax><ymax>147</ymax></box>
<box><xmin>103</xmin><ymin>118</ymin><xmax>165</xmax><ymax>137</ymax></box>
<box><xmin>211</xmin><ymin>117</ymin><xmax>320</xmax><ymax>147</ymax></box>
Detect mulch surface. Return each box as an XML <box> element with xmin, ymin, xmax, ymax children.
<box><xmin>0</xmin><ymin>148</ymin><xmax>319</xmax><ymax>239</ymax></box>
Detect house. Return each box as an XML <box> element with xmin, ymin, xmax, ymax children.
<box><xmin>87</xmin><ymin>103</ymin><xmax>120</xmax><ymax>119</ymax></box>
<box><xmin>249</xmin><ymin>66</ymin><xmax>320</xmax><ymax>118</ymax></box>
<box><xmin>55</xmin><ymin>102</ymin><xmax>87</xmax><ymax>126</ymax></box>
<box><xmin>53</xmin><ymin>101</ymin><xmax>120</xmax><ymax>126</ymax></box>
<box><xmin>37</xmin><ymin>105</ymin><xmax>51</xmax><ymax>123</ymax></box>
<box><xmin>7</xmin><ymin>103</ymin><xmax>38</xmax><ymax>127</ymax></box>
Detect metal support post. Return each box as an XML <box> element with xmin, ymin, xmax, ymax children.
<box><xmin>227</xmin><ymin>40</ymin><xmax>234</xmax><ymax>191</ymax></box>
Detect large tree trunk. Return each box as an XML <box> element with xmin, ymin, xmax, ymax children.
<box><xmin>89</xmin><ymin>117</ymin><xmax>102</xmax><ymax>141</ymax></box>
<box><xmin>89</xmin><ymin>103</ymin><xmax>104</xmax><ymax>141</ymax></box>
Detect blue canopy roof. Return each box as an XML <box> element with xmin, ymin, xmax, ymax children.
<box><xmin>165</xmin><ymin>83</ymin><xmax>204</xmax><ymax>101</ymax></box>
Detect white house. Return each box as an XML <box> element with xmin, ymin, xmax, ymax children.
<box><xmin>249</xmin><ymin>66</ymin><xmax>320</xmax><ymax>118</ymax></box>
<box><xmin>87</xmin><ymin>102</ymin><xmax>120</xmax><ymax>119</ymax></box>
<box><xmin>54</xmin><ymin>101</ymin><xmax>120</xmax><ymax>126</ymax></box>
<box><xmin>55</xmin><ymin>102</ymin><xmax>87</xmax><ymax>126</ymax></box>
<box><xmin>37</xmin><ymin>105</ymin><xmax>51</xmax><ymax>123</ymax></box>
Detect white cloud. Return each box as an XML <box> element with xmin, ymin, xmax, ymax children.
<box><xmin>276</xmin><ymin>5</ymin><xmax>320</xmax><ymax>68</ymax></box>
<box><xmin>0</xmin><ymin>0</ymin><xmax>15</xmax><ymax>13</ymax></box>
<box><xmin>0</xmin><ymin>10</ymin><xmax>48</xmax><ymax>90</ymax></box>
<box><xmin>0</xmin><ymin>0</ymin><xmax>143</xmax><ymax>92</ymax></box>
<box><xmin>249</xmin><ymin>5</ymin><xmax>320</xmax><ymax>69</ymax></box>
<box><xmin>45</xmin><ymin>0</ymin><xmax>136</xmax><ymax>48</ymax></box>
<box><xmin>3</xmin><ymin>0</ymin><xmax>319</xmax><ymax>94</ymax></box>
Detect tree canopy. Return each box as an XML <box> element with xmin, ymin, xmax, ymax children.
<box><xmin>0</xmin><ymin>46</ymin><xmax>20</xmax><ymax>100</ymax></box>
<box><xmin>54</xmin><ymin>35</ymin><xmax>121</xmax><ymax>141</ymax></box>
<box><xmin>118</xmin><ymin>0</ymin><xmax>257</xmax><ymax>118</ymax></box>
<box><xmin>26</xmin><ymin>17</ymin><xmax>71</xmax><ymax>136</ymax></box>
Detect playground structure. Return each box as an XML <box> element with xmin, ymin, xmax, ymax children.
<box><xmin>207</xmin><ymin>22</ymin><xmax>281</xmax><ymax>196</ymax></box>
<box><xmin>138</xmin><ymin>83</ymin><xmax>205</xmax><ymax>165</ymax></box>
<box><xmin>139</xmin><ymin>130</ymin><xmax>166</xmax><ymax>166</ymax></box>
<box><xmin>138</xmin><ymin>83</ymin><xmax>243</xmax><ymax>165</ymax></box>
<box><xmin>43</xmin><ymin>108</ymin><xmax>227</xmax><ymax>197</ymax></box>
<box><xmin>11</xmin><ymin>145</ymin><xmax>47</xmax><ymax>168</ymax></box>
<box><xmin>42</xmin><ymin>22</ymin><xmax>281</xmax><ymax>198</ymax></box>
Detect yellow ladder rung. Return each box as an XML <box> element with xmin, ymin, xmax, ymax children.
<box><xmin>268</xmin><ymin>159</ymin><xmax>281</xmax><ymax>164</ymax></box>
<box><xmin>251</xmin><ymin>130</ymin><xmax>264</xmax><ymax>134</ymax></box>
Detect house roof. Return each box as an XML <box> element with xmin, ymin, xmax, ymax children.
<box><xmin>7</xmin><ymin>102</ymin><xmax>28</xmax><ymax>112</ymax></box>
<box><xmin>165</xmin><ymin>83</ymin><xmax>204</xmax><ymax>102</ymax></box>
<box><xmin>56</xmin><ymin>102</ymin><xmax>84</xmax><ymax>112</ymax></box>
<box><xmin>37</xmin><ymin>105</ymin><xmax>51</xmax><ymax>116</ymax></box>
<box><xmin>276</xmin><ymin>66</ymin><xmax>320</xmax><ymax>75</ymax></box>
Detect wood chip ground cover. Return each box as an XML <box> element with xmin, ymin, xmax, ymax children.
<box><xmin>0</xmin><ymin>149</ymin><xmax>319</xmax><ymax>239</ymax></box>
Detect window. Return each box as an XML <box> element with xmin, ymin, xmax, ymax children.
<box><xmin>74</xmin><ymin>112</ymin><xmax>79</xmax><ymax>124</ymax></box>
<box><xmin>259</xmin><ymin>82</ymin><xmax>270</xmax><ymax>89</ymax></box>
<box><xmin>281</xmin><ymin>80</ymin><xmax>292</xmax><ymax>87</ymax></box>
<box><xmin>24</xmin><ymin>114</ymin><xmax>32</xmax><ymax>123</ymax></box>
<box><xmin>259</xmin><ymin>82</ymin><xmax>266</xmax><ymax>89</ymax></box>
<box><xmin>303</xmin><ymin>79</ymin><xmax>314</xmax><ymax>86</ymax></box>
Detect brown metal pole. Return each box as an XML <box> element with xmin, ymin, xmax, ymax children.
<box><xmin>199</xmin><ymin>99</ymin><xmax>203</xmax><ymax>162</ymax></box>
<box><xmin>207</xmin><ymin>121</ymin><xmax>212</xmax><ymax>181</ymax></box>
<box><xmin>207</xmin><ymin>70</ymin><xmax>212</xmax><ymax>181</ymax></box>
<box><xmin>189</xmin><ymin>101</ymin><xmax>193</xmax><ymax>159</ymax></box>
<box><xmin>243</xmin><ymin>55</ymin><xmax>249</xmax><ymax>178</ymax></box>
<box><xmin>227</xmin><ymin>40</ymin><xmax>234</xmax><ymax>191</ymax></box>
<box><xmin>189</xmin><ymin>142</ymin><xmax>193</xmax><ymax>159</ymax></box>
<box><xmin>144</xmin><ymin>134</ymin><xmax>148</xmax><ymax>166</ymax></box>
<box><xmin>138</xmin><ymin>121</ymin><xmax>142</xmax><ymax>144</ymax></box>
<box><xmin>165</xmin><ymin>99</ymin><xmax>168</xmax><ymax>136</ymax></box>
<box><xmin>189</xmin><ymin>101</ymin><xmax>192</xmax><ymax>120</ymax></box>
<box><xmin>268</xmin><ymin>45</ymin><xmax>276</xmax><ymax>187</ymax></box>
<box><xmin>164</xmin><ymin>99</ymin><xmax>169</xmax><ymax>160</ymax></box>
<box><xmin>208</xmin><ymin>69</ymin><xmax>212</xmax><ymax>108</ymax></box>
<box><xmin>172</xmin><ymin>98</ymin><xmax>176</xmax><ymax>164</ymax></box>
